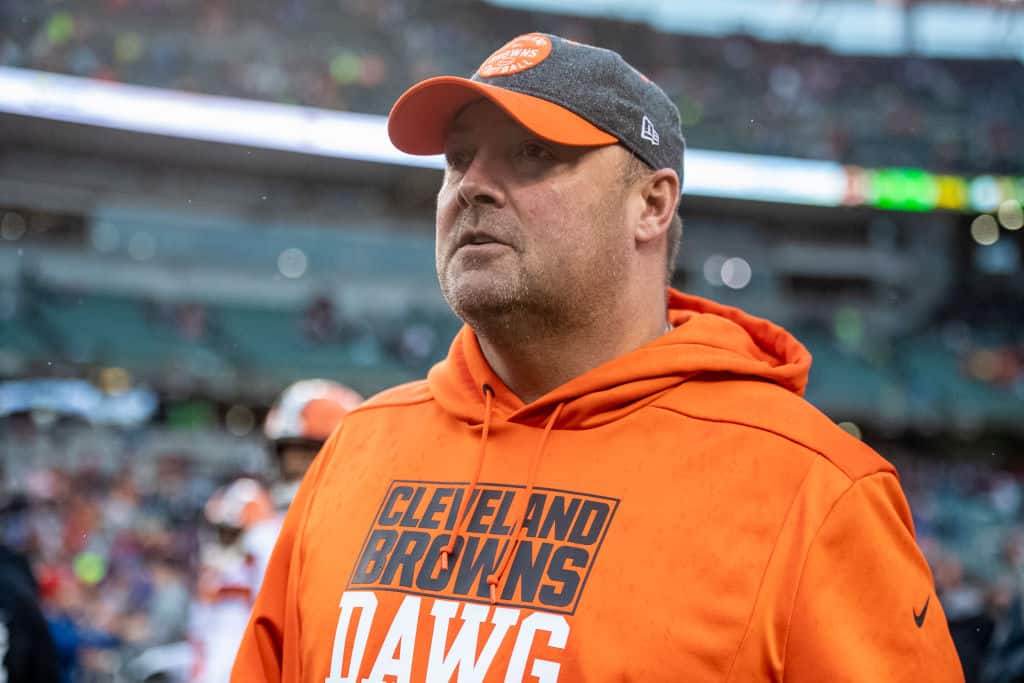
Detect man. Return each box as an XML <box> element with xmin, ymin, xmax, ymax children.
<box><xmin>193</xmin><ymin>477</ymin><xmax>273</xmax><ymax>683</ymax></box>
<box><xmin>233</xmin><ymin>33</ymin><xmax>963</xmax><ymax>681</ymax></box>
<box><xmin>246</xmin><ymin>378</ymin><xmax>364</xmax><ymax>589</ymax></box>
<box><xmin>193</xmin><ymin>382</ymin><xmax>359</xmax><ymax>683</ymax></box>
<box><xmin>0</xmin><ymin>543</ymin><xmax>61</xmax><ymax>683</ymax></box>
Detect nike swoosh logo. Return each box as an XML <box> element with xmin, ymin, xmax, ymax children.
<box><xmin>914</xmin><ymin>595</ymin><xmax>930</xmax><ymax>628</ymax></box>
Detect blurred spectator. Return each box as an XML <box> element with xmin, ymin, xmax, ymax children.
<box><xmin>0</xmin><ymin>543</ymin><xmax>61</xmax><ymax>683</ymax></box>
<box><xmin>175</xmin><ymin>304</ymin><xmax>207</xmax><ymax>343</ymax></box>
<box><xmin>134</xmin><ymin>552</ymin><xmax>191</xmax><ymax>650</ymax></box>
<box><xmin>115</xmin><ymin>550</ymin><xmax>193</xmax><ymax>683</ymax></box>
<box><xmin>42</xmin><ymin>569</ymin><xmax>121</xmax><ymax>683</ymax></box>
<box><xmin>981</xmin><ymin>591</ymin><xmax>1024</xmax><ymax>683</ymax></box>
<box><xmin>301</xmin><ymin>295</ymin><xmax>338</xmax><ymax>345</ymax></box>
<box><xmin>191</xmin><ymin>477</ymin><xmax>271</xmax><ymax>683</ymax></box>
<box><xmin>248</xmin><ymin>378</ymin><xmax>362</xmax><ymax>586</ymax></box>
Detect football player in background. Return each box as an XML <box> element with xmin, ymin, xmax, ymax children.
<box><xmin>245</xmin><ymin>379</ymin><xmax>362</xmax><ymax>590</ymax></box>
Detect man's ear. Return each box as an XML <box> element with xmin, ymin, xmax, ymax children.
<box><xmin>635</xmin><ymin>169</ymin><xmax>680</xmax><ymax>245</ymax></box>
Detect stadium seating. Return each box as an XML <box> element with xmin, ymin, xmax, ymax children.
<box><xmin>2</xmin><ymin>0</ymin><xmax>1020</xmax><ymax>173</ymax></box>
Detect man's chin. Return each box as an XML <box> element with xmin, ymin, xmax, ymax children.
<box><xmin>442</xmin><ymin>276</ymin><xmax>523</xmax><ymax>323</ymax></box>
<box><xmin>447</xmin><ymin>291</ymin><xmax>513</xmax><ymax>321</ymax></box>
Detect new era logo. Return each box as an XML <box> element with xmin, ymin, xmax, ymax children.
<box><xmin>641</xmin><ymin>115</ymin><xmax>660</xmax><ymax>146</ymax></box>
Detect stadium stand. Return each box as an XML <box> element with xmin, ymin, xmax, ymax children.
<box><xmin>1</xmin><ymin>0</ymin><xmax>1021</xmax><ymax>172</ymax></box>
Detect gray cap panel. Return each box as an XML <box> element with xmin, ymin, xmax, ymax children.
<box><xmin>472</xmin><ymin>33</ymin><xmax>685</xmax><ymax>186</ymax></box>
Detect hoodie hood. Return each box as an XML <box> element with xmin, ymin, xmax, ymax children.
<box><xmin>428</xmin><ymin>288</ymin><xmax>811</xmax><ymax>429</ymax></box>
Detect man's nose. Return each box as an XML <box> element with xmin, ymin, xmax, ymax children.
<box><xmin>457</xmin><ymin>154</ymin><xmax>506</xmax><ymax>209</ymax></box>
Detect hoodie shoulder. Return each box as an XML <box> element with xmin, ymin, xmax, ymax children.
<box><xmin>351</xmin><ymin>379</ymin><xmax>433</xmax><ymax>414</ymax></box>
<box><xmin>656</xmin><ymin>378</ymin><xmax>893</xmax><ymax>483</ymax></box>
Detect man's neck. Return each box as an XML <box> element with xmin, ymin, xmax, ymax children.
<box><xmin>473</xmin><ymin>297</ymin><xmax>667</xmax><ymax>404</ymax></box>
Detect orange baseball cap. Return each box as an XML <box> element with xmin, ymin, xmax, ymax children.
<box><xmin>387</xmin><ymin>32</ymin><xmax>685</xmax><ymax>180</ymax></box>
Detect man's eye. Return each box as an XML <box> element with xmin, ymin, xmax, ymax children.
<box><xmin>445</xmin><ymin>150</ymin><xmax>470</xmax><ymax>169</ymax></box>
<box><xmin>521</xmin><ymin>142</ymin><xmax>554</xmax><ymax>160</ymax></box>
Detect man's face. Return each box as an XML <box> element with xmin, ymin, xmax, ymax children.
<box><xmin>435</xmin><ymin>99</ymin><xmax>634</xmax><ymax>331</ymax></box>
<box><xmin>279</xmin><ymin>445</ymin><xmax>319</xmax><ymax>482</ymax></box>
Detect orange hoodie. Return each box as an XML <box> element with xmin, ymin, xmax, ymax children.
<box><xmin>233</xmin><ymin>289</ymin><xmax>963</xmax><ymax>682</ymax></box>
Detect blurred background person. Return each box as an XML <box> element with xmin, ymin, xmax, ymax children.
<box><xmin>190</xmin><ymin>478</ymin><xmax>272</xmax><ymax>683</ymax></box>
<box><xmin>0</xmin><ymin>542</ymin><xmax>61</xmax><ymax>683</ymax></box>
<box><xmin>119</xmin><ymin>551</ymin><xmax>193</xmax><ymax>683</ymax></box>
<box><xmin>246</xmin><ymin>378</ymin><xmax>362</xmax><ymax>589</ymax></box>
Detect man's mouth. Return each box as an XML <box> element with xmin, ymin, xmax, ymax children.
<box><xmin>456</xmin><ymin>231</ymin><xmax>507</xmax><ymax>250</ymax></box>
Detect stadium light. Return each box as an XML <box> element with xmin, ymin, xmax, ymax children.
<box><xmin>0</xmin><ymin>66</ymin><xmax>1020</xmax><ymax>212</ymax></box>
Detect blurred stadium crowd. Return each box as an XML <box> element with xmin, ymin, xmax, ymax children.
<box><xmin>900</xmin><ymin>451</ymin><xmax>1024</xmax><ymax>682</ymax></box>
<box><xmin>1</xmin><ymin>0</ymin><xmax>1021</xmax><ymax>173</ymax></box>
<box><xmin>0</xmin><ymin>378</ymin><xmax>357</xmax><ymax>682</ymax></box>
<box><xmin>2</xmin><ymin>420</ymin><xmax>218</xmax><ymax>682</ymax></box>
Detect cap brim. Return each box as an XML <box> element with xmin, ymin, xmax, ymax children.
<box><xmin>387</xmin><ymin>76</ymin><xmax>618</xmax><ymax>155</ymax></box>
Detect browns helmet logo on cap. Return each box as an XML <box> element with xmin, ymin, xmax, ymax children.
<box><xmin>477</xmin><ymin>33</ymin><xmax>552</xmax><ymax>78</ymax></box>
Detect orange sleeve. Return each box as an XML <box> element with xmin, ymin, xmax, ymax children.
<box><xmin>783</xmin><ymin>472</ymin><xmax>964</xmax><ymax>682</ymax></box>
<box><xmin>231</xmin><ymin>427</ymin><xmax>338</xmax><ymax>683</ymax></box>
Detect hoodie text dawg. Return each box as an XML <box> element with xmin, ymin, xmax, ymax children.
<box><xmin>233</xmin><ymin>290</ymin><xmax>964</xmax><ymax>682</ymax></box>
